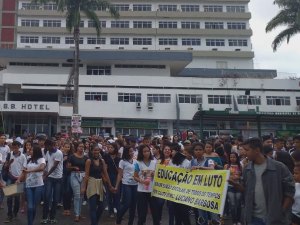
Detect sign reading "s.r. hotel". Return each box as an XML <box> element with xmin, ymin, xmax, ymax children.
<box><xmin>0</xmin><ymin>101</ymin><xmax>59</xmax><ymax>113</ymax></box>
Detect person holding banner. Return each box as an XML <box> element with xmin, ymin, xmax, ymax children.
<box><xmin>229</xmin><ymin>138</ymin><xmax>295</xmax><ymax>225</ymax></box>
<box><xmin>190</xmin><ymin>142</ymin><xmax>219</xmax><ymax>225</ymax></box>
<box><xmin>133</xmin><ymin>144</ymin><xmax>160</xmax><ymax>225</ymax></box>
<box><xmin>168</xmin><ymin>144</ymin><xmax>192</xmax><ymax>225</ymax></box>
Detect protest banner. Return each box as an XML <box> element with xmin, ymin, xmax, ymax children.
<box><xmin>153</xmin><ymin>164</ymin><xmax>229</xmax><ymax>215</ymax></box>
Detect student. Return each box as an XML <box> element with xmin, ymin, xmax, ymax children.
<box><xmin>133</xmin><ymin>144</ymin><xmax>159</xmax><ymax>225</ymax></box>
<box><xmin>4</xmin><ymin>141</ymin><xmax>27</xmax><ymax>223</ymax></box>
<box><xmin>41</xmin><ymin>139</ymin><xmax>63</xmax><ymax>224</ymax></box>
<box><xmin>224</xmin><ymin>152</ymin><xmax>242</xmax><ymax>225</ymax></box>
<box><xmin>18</xmin><ymin>145</ymin><xmax>45</xmax><ymax>225</ymax></box>
<box><xmin>292</xmin><ymin>163</ymin><xmax>300</xmax><ymax>225</ymax></box>
<box><xmin>67</xmin><ymin>142</ymin><xmax>88</xmax><ymax>222</ymax></box>
<box><xmin>0</xmin><ymin>134</ymin><xmax>10</xmax><ymax>209</ymax></box>
<box><xmin>291</xmin><ymin>135</ymin><xmax>300</xmax><ymax>158</ymax></box>
<box><xmin>229</xmin><ymin>137</ymin><xmax>295</xmax><ymax>225</ymax></box>
<box><xmin>204</xmin><ymin>142</ymin><xmax>222</xmax><ymax>166</ymax></box>
<box><xmin>116</xmin><ymin>146</ymin><xmax>138</xmax><ymax>225</ymax></box>
<box><xmin>152</xmin><ymin>145</ymin><xmax>162</xmax><ymax>162</ymax></box>
<box><xmin>169</xmin><ymin>146</ymin><xmax>191</xmax><ymax>225</ymax></box>
<box><xmin>81</xmin><ymin>145</ymin><xmax>116</xmax><ymax>225</ymax></box>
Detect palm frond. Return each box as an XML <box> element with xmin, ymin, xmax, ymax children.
<box><xmin>94</xmin><ymin>0</ymin><xmax>119</xmax><ymax>19</ymax></box>
<box><xmin>272</xmin><ymin>26</ymin><xmax>300</xmax><ymax>51</ymax></box>
<box><xmin>266</xmin><ymin>9</ymin><xmax>295</xmax><ymax>32</ymax></box>
<box><xmin>82</xmin><ymin>8</ymin><xmax>101</xmax><ymax>36</ymax></box>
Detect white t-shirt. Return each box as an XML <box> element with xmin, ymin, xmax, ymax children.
<box><xmin>9</xmin><ymin>152</ymin><xmax>27</xmax><ymax>178</ymax></box>
<box><xmin>134</xmin><ymin>160</ymin><xmax>156</xmax><ymax>193</ymax></box>
<box><xmin>25</xmin><ymin>158</ymin><xmax>46</xmax><ymax>188</ymax></box>
<box><xmin>293</xmin><ymin>183</ymin><xmax>300</xmax><ymax>218</ymax></box>
<box><xmin>0</xmin><ymin>145</ymin><xmax>10</xmax><ymax>163</ymax></box>
<box><xmin>119</xmin><ymin>159</ymin><xmax>137</xmax><ymax>185</ymax></box>
<box><xmin>169</xmin><ymin>159</ymin><xmax>191</xmax><ymax>169</ymax></box>
<box><xmin>45</xmin><ymin>149</ymin><xmax>63</xmax><ymax>179</ymax></box>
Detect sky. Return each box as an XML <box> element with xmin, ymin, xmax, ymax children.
<box><xmin>249</xmin><ymin>0</ymin><xmax>300</xmax><ymax>78</ymax></box>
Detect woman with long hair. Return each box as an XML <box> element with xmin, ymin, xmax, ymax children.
<box><xmin>67</xmin><ymin>142</ymin><xmax>88</xmax><ymax>222</ymax></box>
<box><xmin>115</xmin><ymin>146</ymin><xmax>138</xmax><ymax>225</ymax></box>
<box><xmin>18</xmin><ymin>144</ymin><xmax>45</xmax><ymax>225</ymax></box>
<box><xmin>134</xmin><ymin>144</ymin><xmax>159</xmax><ymax>225</ymax></box>
<box><xmin>81</xmin><ymin>145</ymin><xmax>116</xmax><ymax>225</ymax></box>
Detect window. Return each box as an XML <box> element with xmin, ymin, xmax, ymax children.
<box><xmin>21</xmin><ymin>19</ymin><xmax>39</xmax><ymax>27</ymax></box>
<box><xmin>87</xmin><ymin>20</ymin><xmax>106</xmax><ymax>28</ymax></box>
<box><xmin>133</xmin><ymin>4</ymin><xmax>151</xmax><ymax>11</ymax></box>
<box><xmin>61</xmin><ymin>94</ymin><xmax>73</xmax><ymax>103</ymax></box>
<box><xmin>87</xmin><ymin>66</ymin><xmax>111</xmax><ymax>75</ymax></box>
<box><xmin>182</xmin><ymin>38</ymin><xmax>201</xmax><ymax>46</ymax></box>
<box><xmin>111</xmin><ymin>21</ymin><xmax>130</xmax><ymax>28</ymax></box>
<box><xmin>20</xmin><ymin>36</ymin><xmax>39</xmax><ymax>43</ymax></box>
<box><xmin>237</xmin><ymin>96</ymin><xmax>261</xmax><ymax>105</ymax></box>
<box><xmin>43</xmin><ymin>20</ymin><xmax>61</xmax><ymax>27</ymax></box>
<box><xmin>159</xmin><ymin>5</ymin><xmax>177</xmax><ymax>12</ymax></box>
<box><xmin>115</xmin><ymin>64</ymin><xmax>165</xmax><ymax>69</ymax></box>
<box><xmin>87</xmin><ymin>37</ymin><xmax>106</xmax><ymax>45</ymax></box>
<box><xmin>181</xmin><ymin>21</ymin><xmax>200</xmax><ymax>29</ymax></box>
<box><xmin>226</xmin><ymin>6</ymin><xmax>245</xmax><ymax>13</ymax></box>
<box><xmin>79</xmin><ymin>21</ymin><xmax>84</xmax><ymax>27</ymax></box>
<box><xmin>297</xmin><ymin>97</ymin><xmax>300</xmax><ymax>106</ymax></box>
<box><xmin>227</xmin><ymin>22</ymin><xmax>246</xmax><ymax>29</ymax></box>
<box><xmin>85</xmin><ymin>92</ymin><xmax>108</xmax><ymax>101</ymax></box>
<box><xmin>9</xmin><ymin>62</ymin><xmax>59</xmax><ymax>67</ymax></box>
<box><xmin>133</xmin><ymin>38</ymin><xmax>152</xmax><ymax>45</ymax></box>
<box><xmin>148</xmin><ymin>94</ymin><xmax>171</xmax><ymax>103</ymax></box>
<box><xmin>112</xmin><ymin>4</ymin><xmax>130</xmax><ymax>11</ymax></box>
<box><xmin>159</xmin><ymin>21</ymin><xmax>177</xmax><ymax>29</ymax></box>
<box><xmin>159</xmin><ymin>38</ymin><xmax>178</xmax><ymax>45</ymax></box>
<box><xmin>21</xmin><ymin>3</ymin><xmax>39</xmax><ymax>10</ymax></box>
<box><xmin>208</xmin><ymin>95</ymin><xmax>232</xmax><ymax>104</ymax></box>
<box><xmin>118</xmin><ymin>93</ymin><xmax>141</xmax><ymax>102</ymax></box>
<box><xmin>205</xmin><ymin>22</ymin><xmax>224</xmax><ymax>29</ymax></box>
<box><xmin>181</xmin><ymin>5</ymin><xmax>199</xmax><ymax>12</ymax></box>
<box><xmin>43</xmin><ymin>3</ymin><xmax>57</xmax><ymax>10</ymax></box>
<box><xmin>203</xmin><ymin>5</ymin><xmax>223</xmax><ymax>12</ymax></box>
<box><xmin>65</xmin><ymin>37</ymin><xmax>83</xmax><ymax>44</ymax></box>
<box><xmin>228</xmin><ymin>39</ymin><xmax>248</xmax><ymax>46</ymax></box>
<box><xmin>206</xmin><ymin>39</ymin><xmax>225</xmax><ymax>46</ymax></box>
<box><xmin>266</xmin><ymin>96</ymin><xmax>291</xmax><ymax>106</ymax></box>
<box><xmin>133</xmin><ymin>21</ymin><xmax>152</xmax><ymax>28</ymax></box>
<box><xmin>178</xmin><ymin>94</ymin><xmax>202</xmax><ymax>104</ymax></box>
<box><xmin>42</xmin><ymin>37</ymin><xmax>60</xmax><ymax>44</ymax></box>
<box><xmin>110</xmin><ymin>38</ymin><xmax>129</xmax><ymax>45</ymax></box>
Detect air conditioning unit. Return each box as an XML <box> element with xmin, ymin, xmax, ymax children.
<box><xmin>39</xmin><ymin>6</ymin><xmax>44</xmax><ymax>10</ymax></box>
<box><xmin>235</xmin><ymin>48</ymin><xmax>241</xmax><ymax>51</ymax></box>
<box><xmin>136</xmin><ymin>102</ymin><xmax>141</xmax><ymax>110</ymax></box>
<box><xmin>69</xmin><ymin>46</ymin><xmax>75</xmax><ymax>49</ymax></box>
<box><xmin>21</xmin><ymin>7</ymin><xmax>25</xmax><ymax>10</ymax></box>
<box><xmin>187</xmin><ymin>47</ymin><xmax>193</xmax><ymax>50</ymax></box>
<box><xmin>119</xmin><ymin>46</ymin><xmax>124</xmax><ymax>50</ymax></box>
<box><xmin>142</xmin><ymin>47</ymin><xmax>148</xmax><ymax>50</ymax></box>
<box><xmin>165</xmin><ymin>47</ymin><xmax>171</xmax><ymax>50</ymax></box>
<box><xmin>95</xmin><ymin>46</ymin><xmax>100</xmax><ymax>49</ymax></box>
<box><xmin>25</xmin><ymin>45</ymin><xmax>31</xmax><ymax>48</ymax></box>
<box><xmin>147</xmin><ymin>102</ymin><xmax>153</xmax><ymax>111</ymax></box>
<box><xmin>212</xmin><ymin>48</ymin><xmax>218</xmax><ymax>51</ymax></box>
<box><xmin>47</xmin><ymin>46</ymin><xmax>53</xmax><ymax>49</ymax></box>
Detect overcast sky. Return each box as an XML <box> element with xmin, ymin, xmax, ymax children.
<box><xmin>249</xmin><ymin>0</ymin><xmax>300</xmax><ymax>78</ymax></box>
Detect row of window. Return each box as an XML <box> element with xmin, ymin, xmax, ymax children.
<box><xmin>82</xmin><ymin>93</ymin><xmax>299</xmax><ymax>106</ymax></box>
<box><xmin>20</xmin><ymin>19</ymin><xmax>247</xmax><ymax>30</ymax></box>
<box><xmin>19</xmin><ymin>36</ymin><xmax>248</xmax><ymax>47</ymax></box>
<box><xmin>21</xmin><ymin>3</ymin><xmax>246</xmax><ymax>13</ymax></box>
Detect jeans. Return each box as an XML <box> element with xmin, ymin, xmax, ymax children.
<box><xmin>106</xmin><ymin>184</ymin><xmax>120</xmax><ymax>215</ymax></box>
<box><xmin>70</xmin><ymin>172</ymin><xmax>83</xmax><ymax>216</ymax></box>
<box><xmin>249</xmin><ymin>217</ymin><xmax>267</xmax><ymax>225</ymax></box>
<box><xmin>196</xmin><ymin>209</ymin><xmax>219</xmax><ymax>225</ymax></box>
<box><xmin>173</xmin><ymin>202</ymin><xmax>191</xmax><ymax>225</ymax></box>
<box><xmin>88</xmin><ymin>194</ymin><xmax>104</xmax><ymax>225</ymax></box>
<box><xmin>0</xmin><ymin>172</ymin><xmax>4</xmax><ymax>204</ymax></box>
<box><xmin>42</xmin><ymin>177</ymin><xmax>62</xmax><ymax>220</ymax></box>
<box><xmin>155</xmin><ymin>196</ymin><xmax>165</xmax><ymax>223</ymax></box>
<box><xmin>227</xmin><ymin>187</ymin><xmax>242</xmax><ymax>223</ymax></box>
<box><xmin>62</xmin><ymin>174</ymin><xmax>72</xmax><ymax>210</ymax></box>
<box><xmin>116</xmin><ymin>184</ymin><xmax>137</xmax><ymax>225</ymax></box>
<box><xmin>167</xmin><ymin>201</ymin><xmax>175</xmax><ymax>225</ymax></box>
<box><xmin>6</xmin><ymin>178</ymin><xmax>20</xmax><ymax>218</ymax></box>
<box><xmin>136</xmin><ymin>192</ymin><xmax>160</xmax><ymax>225</ymax></box>
<box><xmin>26</xmin><ymin>186</ymin><xmax>43</xmax><ymax>225</ymax></box>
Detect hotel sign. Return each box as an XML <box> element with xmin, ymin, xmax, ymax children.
<box><xmin>0</xmin><ymin>101</ymin><xmax>59</xmax><ymax>113</ymax></box>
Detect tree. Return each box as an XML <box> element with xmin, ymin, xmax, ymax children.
<box><xmin>266</xmin><ymin>0</ymin><xmax>300</xmax><ymax>51</ymax></box>
<box><xmin>32</xmin><ymin>0</ymin><xmax>119</xmax><ymax>114</ymax></box>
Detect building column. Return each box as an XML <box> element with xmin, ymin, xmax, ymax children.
<box><xmin>48</xmin><ymin>116</ymin><xmax>52</xmax><ymax>137</ymax></box>
<box><xmin>257</xmin><ymin>116</ymin><xmax>261</xmax><ymax>138</ymax></box>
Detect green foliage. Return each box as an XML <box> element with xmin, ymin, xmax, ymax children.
<box><xmin>266</xmin><ymin>0</ymin><xmax>300</xmax><ymax>51</ymax></box>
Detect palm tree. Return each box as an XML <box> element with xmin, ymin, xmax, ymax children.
<box><xmin>32</xmin><ymin>0</ymin><xmax>119</xmax><ymax>114</ymax></box>
<box><xmin>266</xmin><ymin>0</ymin><xmax>300</xmax><ymax>51</ymax></box>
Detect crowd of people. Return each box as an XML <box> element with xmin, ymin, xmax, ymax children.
<box><xmin>0</xmin><ymin>132</ymin><xmax>299</xmax><ymax>225</ymax></box>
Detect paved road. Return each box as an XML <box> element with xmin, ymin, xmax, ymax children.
<box><xmin>0</xmin><ymin>202</ymin><xmax>232</xmax><ymax>225</ymax></box>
